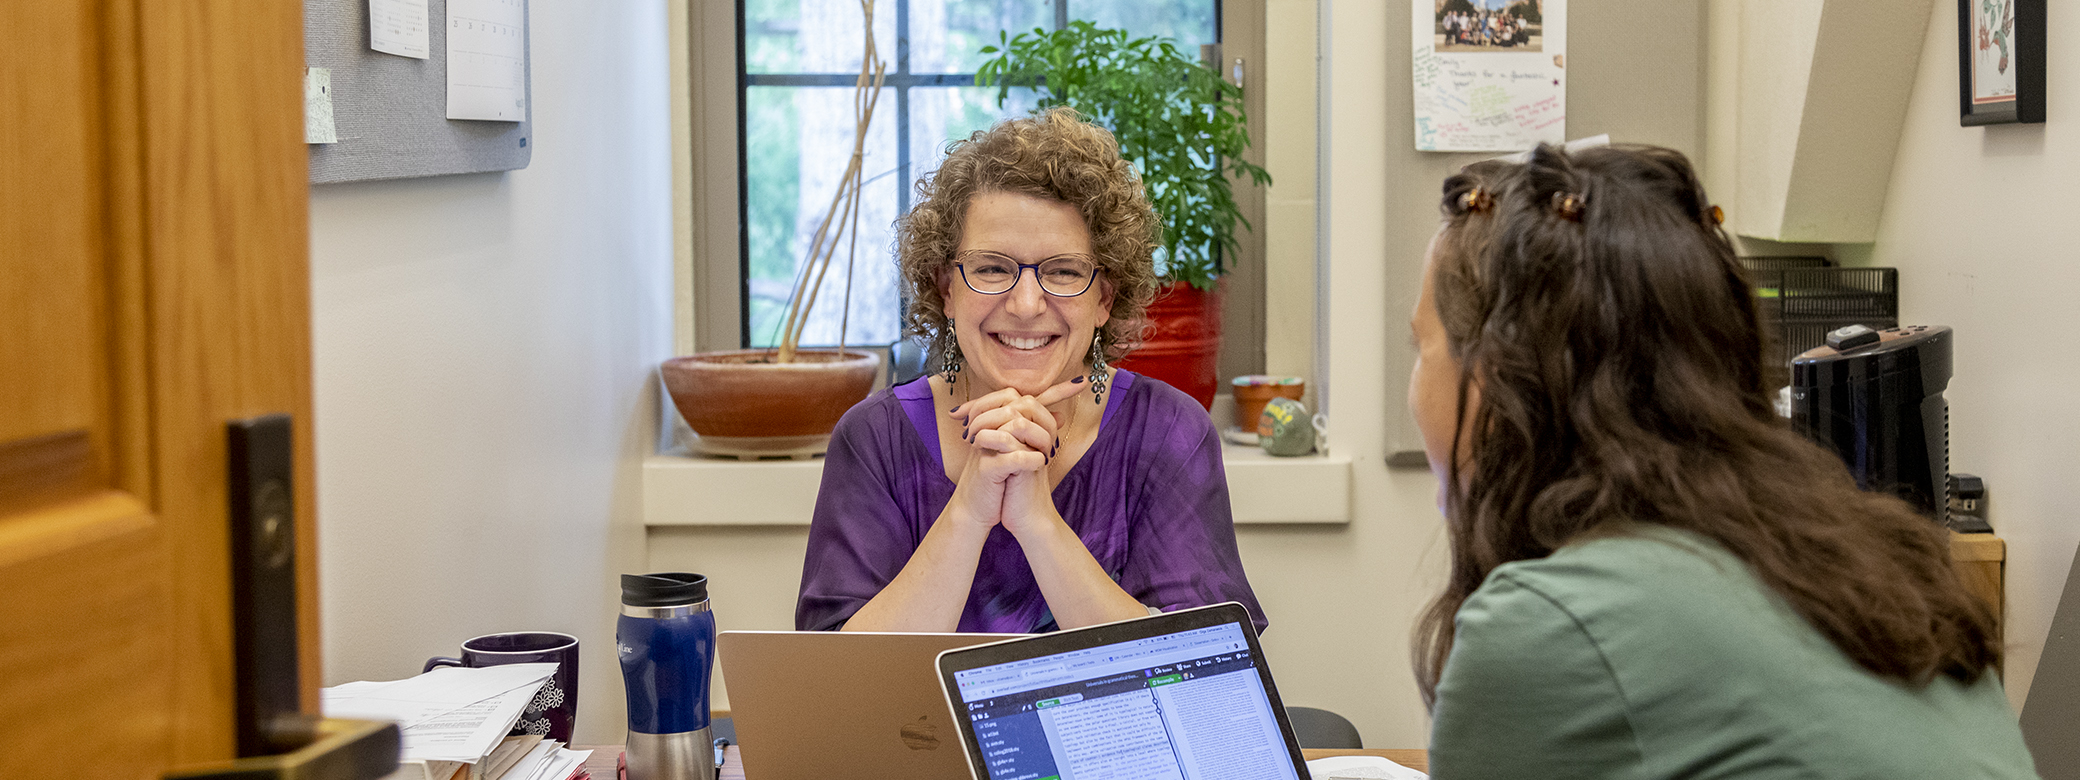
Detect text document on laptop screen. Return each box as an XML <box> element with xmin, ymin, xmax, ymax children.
<box><xmin>949</xmin><ymin>623</ymin><xmax>1300</xmax><ymax>780</ymax></box>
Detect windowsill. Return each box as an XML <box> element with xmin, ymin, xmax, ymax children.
<box><xmin>642</xmin><ymin>442</ymin><xmax>1353</xmax><ymax>527</ymax></box>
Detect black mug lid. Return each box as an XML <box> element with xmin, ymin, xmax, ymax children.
<box><xmin>621</xmin><ymin>572</ymin><xmax>708</xmax><ymax>607</ymax></box>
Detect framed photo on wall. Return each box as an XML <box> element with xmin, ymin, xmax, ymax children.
<box><xmin>1959</xmin><ymin>0</ymin><xmax>2044</xmax><ymax>125</ymax></box>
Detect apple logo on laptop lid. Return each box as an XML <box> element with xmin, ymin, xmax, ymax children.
<box><xmin>901</xmin><ymin>715</ymin><xmax>941</xmax><ymax>751</ymax></box>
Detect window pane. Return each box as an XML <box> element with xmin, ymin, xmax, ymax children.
<box><xmin>907</xmin><ymin>0</ymin><xmax>1054</xmax><ymax>75</ymax></box>
<box><xmin>907</xmin><ymin>86</ymin><xmax>1038</xmax><ymax>189</ymax></box>
<box><xmin>745</xmin><ymin>86</ymin><xmax>903</xmax><ymax>347</ymax></box>
<box><xmin>746</xmin><ymin>0</ymin><xmax>901</xmax><ymax>75</ymax></box>
<box><xmin>1067</xmin><ymin>0</ymin><xmax>1216</xmax><ymax>48</ymax></box>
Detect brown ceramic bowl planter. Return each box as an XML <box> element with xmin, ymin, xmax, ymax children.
<box><xmin>662</xmin><ymin>349</ymin><xmax>880</xmax><ymax>460</ymax></box>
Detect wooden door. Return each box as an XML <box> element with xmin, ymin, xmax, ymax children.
<box><xmin>0</xmin><ymin>0</ymin><xmax>314</xmax><ymax>773</ymax></box>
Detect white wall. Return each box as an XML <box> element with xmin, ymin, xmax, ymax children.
<box><xmin>311</xmin><ymin>0</ymin><xmax>671</xmax><ymax>743</ymax></box>
<box><xmin>1860</xmin><ymin>0</ymin><xmax>2080</xmax><ymax>710</ymax></box>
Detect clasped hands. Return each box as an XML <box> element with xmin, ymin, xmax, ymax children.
<box><xmin>945</xmin><ymin>377</ymin><xmax>1088</xmax><ymax>537</ymax></box>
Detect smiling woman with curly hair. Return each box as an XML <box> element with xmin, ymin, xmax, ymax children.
<box><xmin>895</xmin><ymin>106</ymin><xmax>1164</xmax><ymax>363</ymax></box>
<box><xmin>795</xmin><ymin>107</ymin><xmax>1267</xmax><ymax>636</ymax></box>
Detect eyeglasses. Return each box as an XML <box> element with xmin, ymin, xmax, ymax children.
<box><xmin>954</xmin><ymin>251</ymin><xmax>1101</xmax><ymax>297</ymax></box>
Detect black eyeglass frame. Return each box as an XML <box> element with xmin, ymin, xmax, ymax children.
<box><xmin>952</xmin><ymin>252</ymin><xmax>1104</xmax><ymax>298</ymax></box>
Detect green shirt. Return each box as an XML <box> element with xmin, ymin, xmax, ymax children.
<box><xmin>1429</xmin><ymin>526</ymin><xmax>2039</xmax><ymax>779</ymax></box>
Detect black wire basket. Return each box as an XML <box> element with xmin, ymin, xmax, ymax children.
<box><xmin>1740</xmin><ymin>258</ymin><xmax>1899</xmax><ymax>370</ymax></box>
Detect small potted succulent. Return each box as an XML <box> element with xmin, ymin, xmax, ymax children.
<box><xmin>977</xmin><ymin>21</ymin><xmax>1270</xmax><ymax>407</ymax></box>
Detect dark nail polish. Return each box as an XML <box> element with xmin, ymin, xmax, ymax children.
<box><xmin>948</xmin><ymin>404</ymin><xmax>962</xmax><ymax>413</ymax></box>
<box><xmin>1071</xmin><ymin>376</ymin><xmax>1085</xmax><ymax>384</ymax></box>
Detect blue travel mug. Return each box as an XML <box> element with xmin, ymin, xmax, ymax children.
<box><xmin>618</xmin><ymin>573</ymin><xmax>716</xmax><ymax>780</ymax></box>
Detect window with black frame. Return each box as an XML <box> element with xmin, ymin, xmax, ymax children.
<box><xmin>738</xmin><ymin>0</ymin><xmax>1218</xmax><ymax>350</ymax></box>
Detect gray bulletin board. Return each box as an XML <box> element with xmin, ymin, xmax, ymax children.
<box><xmin>305</xmin><ymin>0</ymin><xmax>532</xmax><ymax>184</ymax></box>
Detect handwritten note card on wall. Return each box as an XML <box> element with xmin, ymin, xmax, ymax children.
<box><xmin>446</xmin><ymin>0</ymin><xmax>528</xmax><ymax>122</ymax></box>
<box><xmin>1411</xmin><ymin>0</ymin><xmax>1566</xmax><ymax>152</ymax></box>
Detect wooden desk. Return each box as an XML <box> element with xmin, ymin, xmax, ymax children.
<box><xmin>1951</xmin><ymin>532</ymin><xmax>2005</xmax><ymax>638</ymax></box>
<box><xmin>583</xmin><ymin>746</ymin><xmax>1428</xmax><ymax>778</ymax></box>
<box><xmin>578</xmin><ymin>531</ymin><xmax>2004</xmax><ymax>780</ymax></box>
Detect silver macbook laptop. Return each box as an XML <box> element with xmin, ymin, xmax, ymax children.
<box><xmin>935</xmin><ymin>603</ymin><xmax>1308</xmax><ymax>780</ymax></box>
<box><xmin>720</xmin><ymin>630</ymin><xmax>1021</xmax><ymax>780</ymax></box>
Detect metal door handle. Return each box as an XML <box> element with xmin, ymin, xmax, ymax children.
<box><xmin>162</xmin><ymin>416</ymin><xmax>400</xmax><ymax>779</ymax></box>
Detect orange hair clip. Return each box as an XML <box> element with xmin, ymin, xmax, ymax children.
<box><xmin>1706</xmin><ymin>204</ymin><xmax>1725</xmax><ymax>226</ymax></box>
<box><xmin>1551</xmin><ymin>192</ymin><xmax>1586</xmax><ymax>222</ymax></box>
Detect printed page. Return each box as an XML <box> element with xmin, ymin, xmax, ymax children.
<box><xmin>1039</xmin><ymin>689</ymin><xmax>1185</xmax><ymax>780</ymax></box>
<box><xmin>322</xmin><ymin>664</ymin><xmax>555</xmax><ymax>764</ymax></box>
<box><xmin>324</xmin><ymin>663</ymin><xmax>557</xmax><ymax>729</ymax></box>
<box><xmin>446</xmin><ymin>0</ymin><xmax>528</xmax><ymax>121</ymax></box>
<box><xmin>400</xmin><ymin>683</ymin><xmax>545</xmax><ymax>763</ymax></box>
<box><xmin>490</xmin><ymin>738</ymin><xmax>557</xmax><ymax>780</ymax></box>
<box><xmin>480</xmin><ymin>735</ymin><xmax>543</xmax><ymax>780</ymax></box>
<box><xmin>370</xmin><ymin>0</ymin><xmax>430</xmax><ymax>59</ymax></box>
<box><xmin>522</xmin><ymin>747</ymin><xmax>592</xmax><ymax>780</ymax></box>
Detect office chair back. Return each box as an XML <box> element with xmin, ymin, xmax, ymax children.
<box><xmin>1286</xmin><ymin>706</ymin><xmax>1363</xmax><ymax>749</ymax></box>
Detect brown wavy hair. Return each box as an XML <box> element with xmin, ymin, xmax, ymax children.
<box><xmin>1411</xmin><ymin>144</ymin><xmax>1999</xmax><ymax>707</ymax></box>
<box><xmin>896</xmin><ymin>106</ymin><xmax>1163</xmax><ymax>363</ymax></box>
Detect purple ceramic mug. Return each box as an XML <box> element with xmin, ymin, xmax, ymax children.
<box><xmin>425</xmin><ymin>631</ymin><xmax>579</xmax><ymax>743</ymax></box>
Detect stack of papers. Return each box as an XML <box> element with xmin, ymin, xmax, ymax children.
<box><xmin>323</xmin><ymin>663</ymin><xmax>594</xmax><ymax>780</ymax></box>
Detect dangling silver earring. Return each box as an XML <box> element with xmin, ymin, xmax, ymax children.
<box><xmin>1087</xmin><ymin>331</ymin><xmax>1110</xmax><ymax>406</ymax></box>
<box><xmin>940</xmin><ymin>319</ymin><xmax>963</xmax><ymax>384</ymax></box>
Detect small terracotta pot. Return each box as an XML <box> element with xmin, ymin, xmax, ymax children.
<box><xmin>660</xmin><ymin>349</ymin><xmax>881</xmax><ymax>459</ymax></box>
<box><xmin>1232</xmin><ymin>377</ymin><xmax>1306</xmax><ymax>431</ymax></box>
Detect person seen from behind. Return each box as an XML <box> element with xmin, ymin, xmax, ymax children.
<box><xmin>1408</xmin><ymin>144</ymin><xmax>2039</xmax><ymax>779</ymax></box>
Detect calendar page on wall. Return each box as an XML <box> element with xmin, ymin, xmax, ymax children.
<box><xmin>1411</xmin><ymin>0</ymin><xmax>1566</xmax><ymax>152</ymax></box>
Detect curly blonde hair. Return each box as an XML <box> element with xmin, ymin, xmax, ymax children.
<box><xmin>897</xmin><ymin>107</ymin><xmax>1163</xmax><ymax>363</ymax></box>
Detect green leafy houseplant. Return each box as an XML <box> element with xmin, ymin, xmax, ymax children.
<box><xmin>977</xmin><ymin>22</ymin><xmax>1270</xmax><ymax>290</ymax></box>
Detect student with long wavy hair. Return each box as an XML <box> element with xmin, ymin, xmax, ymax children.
<box><xmin>1406</xmin><ymin>144</ymin><xmax>2039</xmax><ymax>778</ymax></box>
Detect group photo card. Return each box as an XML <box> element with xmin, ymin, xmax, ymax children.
<box><xmin>1412</xmin><ymin>0</ymin><xmax>1567</xmax><ymax>152</ymax></box>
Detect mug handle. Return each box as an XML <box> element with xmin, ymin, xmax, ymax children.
<box><xmin>424</xmin><ymin>656</ymin><xmax>466</xmax><ymax>673</ymax></box>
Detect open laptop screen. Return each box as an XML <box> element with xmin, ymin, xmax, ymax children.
<box><xmin>937</xmin><ymin>603</ymin><xmax>1305</xmax><ymax>780</ymax></box>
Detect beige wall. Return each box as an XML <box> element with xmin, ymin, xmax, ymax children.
<box><xmin>1858</xmin><ymin>0</ymin><xmax>2080</xmax><ymax>710</ymax></box>
<box><xmin>311</xmin><ymin>0</ymin><xmax>670</xmax><ymax>744</ymax></box>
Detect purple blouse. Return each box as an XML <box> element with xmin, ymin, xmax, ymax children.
<box><xmin>795</xmin><ymin>370</ymin><xmax>1269</xmax><ymax>634</ymax></box>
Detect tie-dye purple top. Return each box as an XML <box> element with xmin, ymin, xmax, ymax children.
<box><xmin>795</xmin><ymin>370</ymin><xmax>1268</xmax><ymax>634</ymax></box>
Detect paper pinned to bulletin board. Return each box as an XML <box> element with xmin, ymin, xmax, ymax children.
<box><xmin>1412</xmin><ymin>0</ymin><xmax>1566</xmax><ymax>152</ymax></box>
